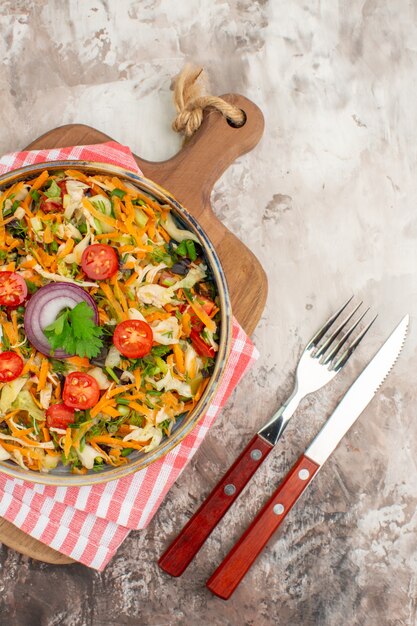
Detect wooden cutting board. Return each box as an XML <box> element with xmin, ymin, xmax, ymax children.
<box><xmin>0</xmin><ymin>94</ymin><xmax>267</xmax><ymax>565</ymax></box>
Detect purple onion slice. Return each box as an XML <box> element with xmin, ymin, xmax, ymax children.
<box><xmin>24</xmin><ymin>282</ymin><xmax>99</xmax><ymax>358</ymax></box>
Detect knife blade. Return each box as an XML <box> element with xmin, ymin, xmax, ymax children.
<box><xmin>158</xmin><ymin>299</ymin><xmax>374</xmax><ymax>577</ymax></box>
<box><xmin>206</xmin><ymin>314</ymin><xmax>408</xmax><ymax>599</ymax></box>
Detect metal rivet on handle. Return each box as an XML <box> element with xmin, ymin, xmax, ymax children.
<box><xmin>250</xmin><ymin>449</ymin><xmax>262</xmax><ymax>461</ymax></box>
<box><xmin>273</xmin><ymin>504</ymin><xmax>285</xmax><ymax>515</ymax></box>
<box><xmin>298</xmin><ymin>468</ymin><xmax>310</xmax><ymax>480</ymax></box>
<box><xmin>224</xmin><ymin>484</ymin><xmax>236</xmax><ymax>496</ymax></box>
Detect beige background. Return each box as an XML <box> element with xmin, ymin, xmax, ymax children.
<box><xmin>0</xmin><ymin>1</ymin><xmax>416</xmax><ymax>625</ymax></box>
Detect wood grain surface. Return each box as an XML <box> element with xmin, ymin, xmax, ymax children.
<box><xmin>0</xmin><ymin>94</ymin><xmax>267</xmax><ymax>566</ymax></box>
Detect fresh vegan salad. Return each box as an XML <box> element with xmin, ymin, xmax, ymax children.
<box><xmin>0</xmin><ymin>168</ymin><xmax>220</xmax><ymax>473</ymax></box>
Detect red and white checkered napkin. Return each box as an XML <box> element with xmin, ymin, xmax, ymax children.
<box><xmin>0</xmin><ymin>141</ymin><xmax>259</xmax><ymax>569</ymax></box>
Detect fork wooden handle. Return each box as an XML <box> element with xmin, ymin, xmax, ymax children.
<box><xmin>158</xmin><ymin>434</ymin><xmax>273</xmax><ymax>577</ymax></box>
<box><xmin>206</xmin><ymin>454</ymin><xmax>320</xmax><ymax>599</ymax></box>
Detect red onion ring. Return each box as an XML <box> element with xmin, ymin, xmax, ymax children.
<box><xmin>24</xmin><ymin>282</ymin><xmax>99</xmax><ymax>358</ymax></box>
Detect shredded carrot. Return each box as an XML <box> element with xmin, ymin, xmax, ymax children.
<box><xmin>123</xmin><ymin>261</ymin><xmax>136</xmax><ymax>270</ymax></box>
<box><xmin>3</xmin><ymin>409</ymin><xmax>22</xmax><ymax>422</ymax></box>
<box><xmin>57</xmin><ymin>237</ymin><xmax>74</xmax><ymax>259</ymax></box>
<box><xmin>114</xmin><ymin>280</ymin><xmax>129</xmax><ymax>317</ymax></box>
<box><xmin>94</xmin><ymin>232</ymin><xmax>121</xmax><ymax>240</ymax></box>
<box><xmin>66</xmin><ymin>356</ymin><xmax>90</xmax><ymax>369</ymax></box>
<box><xmin>82</xmin><ymin>198</ymin><xmax>118</xmax><ymax>229</ymax></box>
<box><xmin>124</xmin><ymin>391</ymin><xmax>146</xmax><ymax>402</ymax></box>
<box><xmin>63</xmin><ymin>428</ymin><xmax>72</xmax><ymax>458</ymax></box>
<box><xmin>31</xmin><ymin>170</ymin><xmax>50</xmax><ymax>190</ymax></box>
<box><xmin>162</xmin><ymin>392</ymin><xmax>180</xmax><ymax>408</ymax></box>
<box><xmin>19</xmin><ymin>258</ymin><xmax>37</xmax><ymax>269</ymax></box>
<box><xmin>10</xmin><ymin>310</ymin><xmax>18</xmax><ymax>340</ymax></box>
<box><xmin>125</xmin><ymin>271</ymin><xmax>138</xmax><ymax>287</ymax></box>
<box><xmin>89</xmin><ymin>435</ymin><xmax>150</xmax><ymax>451</ymax></box>
<box><xmin>116</xmin><ymin>424</ymin><xmax>132</xmax><ymax>436</ymax></box>
<box><xmin>22</xmin><ymin>170</ymin><xmax>49</xmax><ymax>211</ymax></box>
<box><xmin>90</xmin><ymin>395</ymin><xmax>116</xmax><ymax>418</ymax></box>
<box><xmin>90</xmin><ymin>441</ymin><xmax>113</xmax><ymax>464</ymax></box>
<box><xmin>129</xmin><ymin>401</ymin><xmax>154</xmax><ymax>419</ymax></box>
<box><xmin>194</xmin><ymin>378</ymin><xmax>210</xmax><ymax>403</ymax></box>
<box><xmin>158</xmin><ymin>226</ymin><xmax>171</xmax><ymax>243</ymax></box>
<box><xmin>106</xmin><ymin>383</ymin><xmax>135</xmax><ymax>399</ymax></box>
<box><xmin>30</xmin><ymin>389</ymin><xmax>44</xmax><ymax>409</ymax></box>
<box><xmin>185</xmin><ymin>294</ymin><xmax>216</xmax><ymax>332</ymax></box>
<box><xmin>99</xmin><ymin>282</ymin><xmax>125</xmax><ymax>321</ymax></box>
<box><xmin>21</xmin><ymin>353</ymin><xmax>35</xmax><ymax>376</ymax></box>
<box><xmin>64</xmin><ymin>169</ymin><xmax>90</xmax><ymax>184</ymax></box>
<box><xmin>71</xmin><ymin>466</ymin><xmax>88</xmax><ymax>475</ymax></box>
<box><xmin>54</xmin><ymin>381</ymin><xmax>61</xmax><ymax>399</ymax></box>
<box><xmin>42</xmin><ymin>427</ymin><xmax>51</xmax><ymax>442</ymax></box>
<box><xmin>117</xmin><ymin>245</ymin><xmax>136</xmax><ymax>254</ymax></box>
<box><xmin>2</xmin><ymin>320</ymin><xmax>17</xmax><ymax>345</ymax></box>
<box><xmin>37</xmin><ymin>358</ymin><xmax>49</xmax><ymax>391</ymax></box>
<box><xmin>98</xmin><ymin>307</ymin><xmax>110</xmax><ymax>324</ymax></box>
<box><xmin>182</xmin><ymin>312</ymin><xmax>191</xmax><ymax>336</ymax></box>
<box><xmin>43</xmin><ymin>224</ymin><xmax>53</xmax><ymax>244</ymax></box>
<box><xmin>101</xmin><ymin>406</ymin><xmax>122</xmax><ymax>418</ymax></box>
<box><xmin>143</xmin><ymin>310</ymin><xmax>171</xmax><ymax>323</ymax></box>
<box><xmin>72</xmin><ymin>420</ymin><xmax>95</xmax><ymax>446</ymax></box>
<box><xmin>147</xmin><ymin>221</ymin><xmax>156</xmax><ymax>239</ymax></box>
<box><xmin>173</xmin><ymin>344</ymin><xmax>185</xmax><ymax>374</ymax></box>
<box><xmin>133</xmin><ymin>369</ymin><xmax>142</xmax><ymax>391</ymax></box>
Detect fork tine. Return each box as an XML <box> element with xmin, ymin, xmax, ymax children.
<box><xmin>306</xmin><ymin>296</ymin><xmax>354</xmax><ymax>350</ymax></box>
<box><xmin>332</xmin><ymin>314</ymin><xmax>378</xmax><ymax>371</ymax></box>
<box><xmin>314</xmin><ymin>301</ymin><xmax>363</xmax><ymax>359</ymax></box>
<box><xmin>323</xmin><ymin>307</ymin><xmax>370</xmax><ymax>365</ymax></box>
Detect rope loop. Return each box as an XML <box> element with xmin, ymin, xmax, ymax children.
<box><xmin>172</xmin><ymin>65</ymin><xmax>245</xmax><ymax>140</ymax></box>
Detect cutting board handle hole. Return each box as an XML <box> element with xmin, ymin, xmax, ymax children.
<box><xmin>227</xmin><ymin>109</ymin><xmax>247</xmax><ymax>128</ymax></box>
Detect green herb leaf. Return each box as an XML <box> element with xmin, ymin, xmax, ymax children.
<box><xmin>185</xmin><ymin>240</ymin><xmax>197</xmax><ymax>261</ymax></box>
<box><xmin>176</xmin><ymin>240</ymin><xmax>187</xmax><ymax>256</ymax></box>
<box><xmin>44</xmin><ymin>180</ymin><xmax>61</xmax><ymax>198</ymax></box>
<box><xmin>43</xmin><ymin>302</ymin><xmax>104</xmax><ymax>358</ymax></box>
<box><xmin>111</xmin><ymin>188</ymin><xmax>126</xmax><ymax>199</ymax></box>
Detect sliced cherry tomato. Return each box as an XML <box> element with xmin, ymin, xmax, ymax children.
<box><xmin>113</xmin><ymin>320</ymin><xmax>153</xmax><ymax>358</ymax></box>
<box><xmin>0</xmin><ymin>351</ymin><xmax>24</xmax><ymax>382</ymax></box>
<box><xmin>46</xmin><ymin>403</ymin><xmax>75</xmax><ymax>429</ymax></box>
<box><xmin>0</xmin><ymin>271</ymin><xmax>28</xmax><ymax>307</ymax></box>
<box><xmin>190</xmin><ymin>296</ymin><xmax>215</xmax><ymax>332</ymax></box>
<box><xmin>57</xmin><ymin>180</ymin><xmax>67</xmax><ymax>198</ymax></box>
<box><xmin>190</xmin><ymin>329</ymin><xmax>215</xmax><ymax>358</ymax></box>
<box><xmin>40</xmin><ymin>195</ymin><xmax>63</xmax><ymax>213</ymax></box>
<box><xmin>81</xmin><ymin>244</ymin><xmax>119</xmax><ymax>280</ymax></box>
<box><xmin>62</xmin><ymin>372</ymin><xmax>100</xmax><ymax>410</ymax></box>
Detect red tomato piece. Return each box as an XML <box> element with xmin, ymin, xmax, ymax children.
<box><xmin>0</xmin><ymin>271</ymin><xmax>28</xmax><ymax>307</ymax></box>
<box><xmin>57</xmin><ymin>180</ymin><xmax>67</xmax><ymax>198</ymax></box>
<box><xmin>40</xmin><ymin>196</ymin><xmax>63</xmax><ymax>213</ymax></box>
<box><xmin>46</xmin><ymin>403</ymin><xmax>75</xmax><ymax>429</ymax></box>
<box><xmin>190</xmin><ymin>296</ymin><xmax>215</xmax><ymax>332</ymax></box>
<box><xmin>62</xmin><ymin>372</ymin><xmax>100</xmax><ymax>410</ymax></box>
<box><xmin>190</xmin><ymin>329</ymin><xmax>215</xmax><ymax>358</ymax></box>
<box><xmin>81</xmin><ymin>244</ymin><xmax>119</xmax><ymax>280</ymax></box>
<box><xmin>0</xmin><ymin>351</ymin><xmax>24</xmax><ymax>382</ymax></box>
<box><xmin>113</xmin><ymin>320</ymin><xmax>153</xmax><ymax>358</ymax></box>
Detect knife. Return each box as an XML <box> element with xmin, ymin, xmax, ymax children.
<box><xmin>206</xmin><ymin>314</ymin><xmax>408</xmax><ymax>600</ymax></box>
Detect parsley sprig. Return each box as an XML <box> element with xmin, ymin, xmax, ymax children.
<box><xmin>43</xmin><ymin>302</ymin><xmax>104</xmax><ymax>359</ymax></box>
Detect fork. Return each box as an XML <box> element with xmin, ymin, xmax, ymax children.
<box><xmin>158</xmin><ymin>298</ymin><xmax>375</xmax><ymax>577</ymax></box>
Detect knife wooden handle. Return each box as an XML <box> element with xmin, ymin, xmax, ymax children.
<box><xmin>158</xmin><ymin>434</ymin><xmax>273</xmax><ymax>577</ymax></box>
<box><xmin>206</xmin><ymin>454</ymin><xmax>320</xmax><ymax>599</ymax></box>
